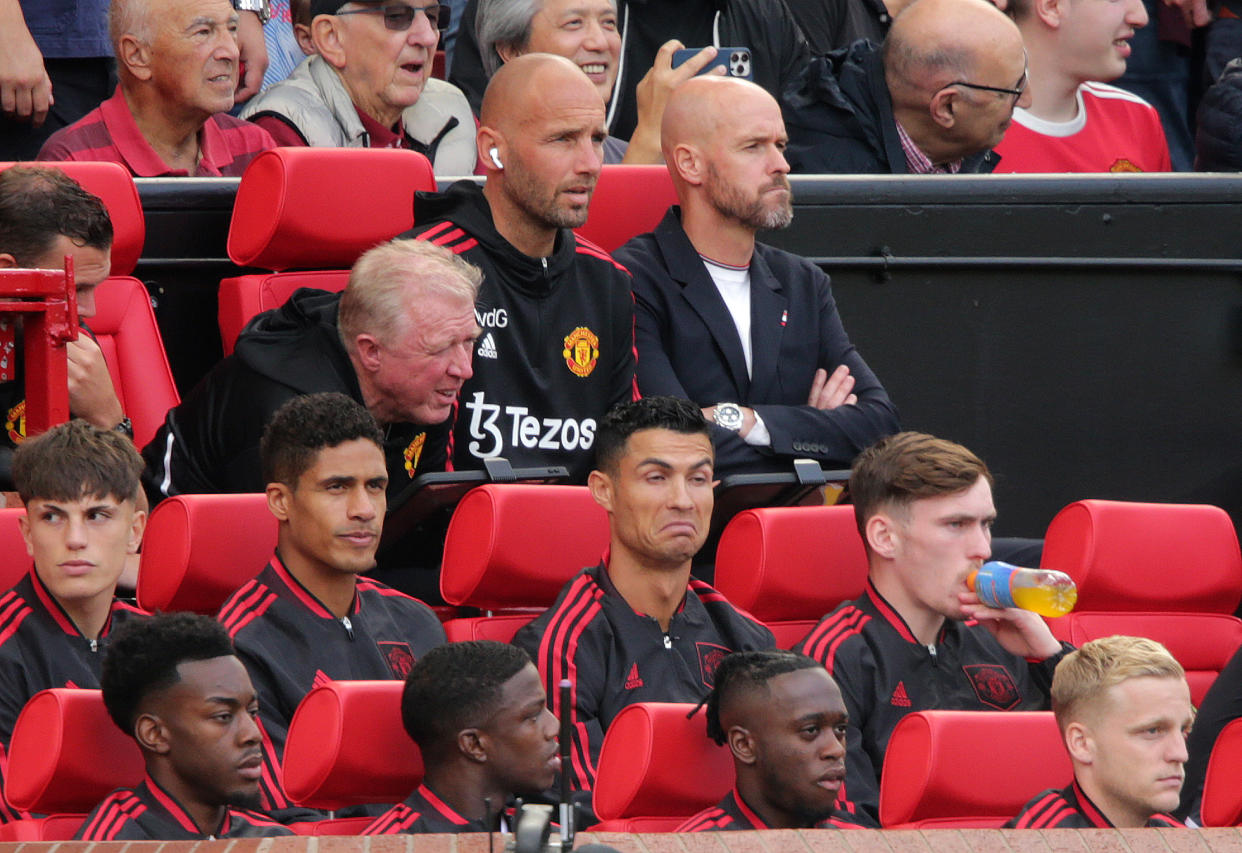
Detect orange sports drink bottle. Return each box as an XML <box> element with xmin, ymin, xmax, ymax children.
<box><xmin>966</xmin><ymin>561</ymin><xmax>1078</xmax><ymax>618</ymax></box>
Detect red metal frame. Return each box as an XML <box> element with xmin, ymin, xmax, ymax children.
<box><xmin>0</xmin><ymin>263</ymin><xmax>78</xmax><ymax>437</ymax></box>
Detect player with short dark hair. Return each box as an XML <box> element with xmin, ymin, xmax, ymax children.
<box><xmin>364</xmin><ymin>641</ymin><xmax>560</xmax><ymax>834</ymax></box>
<box><xmin>77</xmin><ymin>612</ymin><xmax>293</xmax><ymax>840</ymax></box>
<box><xmin>0</xmin><ymin>419</ymin><xmax>148</xmax><ymax>823</ymax></box>
<box><xmin>796</xmin><ymin>431</ymin><xmax>1069</xmax><ymax>820</ymax></box>
<box><xmin>218</xmin><ymin>392</ymin><xmax>446</xmax><ymax>815</ymax></box>
<box><xmin>679</xmin><ymin>650</ymin><xmax>872</xmax><ymax>830</ymax></box>
<box><xmin>514</xmin><ymin>396</ymin><xmax>774</xmax><ymax>799</ymax></box>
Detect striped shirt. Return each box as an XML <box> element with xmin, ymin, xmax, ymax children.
<box><xmin>76</xmin><ymin>776</ymin><xmax>293</xmax><ymax>840</ymax></box>
<box><xmin>677</xmin><ymin>788</ymin><xmax>871</xmax><ymax>831</ymax></box>
<box><xmin>37</xmin><ymin>86</ymin><xmax>274</xmax><ymax>177</ymax></box>
<box><xmin>1005</xmin><ymin>781</ymin><xmax>1183</xmax><ymax>829</ymax></box>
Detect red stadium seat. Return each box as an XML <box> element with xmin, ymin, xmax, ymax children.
<box><xmin>0</xmin><ymin>161</ymin><xmax>178</xmax><ymax>447</ymax></box>
<box><xmin>878</xmin><ymin>710</ymin><xmax>1070</xmax><ymax>828</ymax></box>
<box><xmin>137</xmin><ymin>493</ymin><xmax>275</xmax><ymax>614</ymax></box>
<box><xmin>574</xmin><ymin>165</ymin><xmax>678</xmax><ymax>254</ymax></box>
<box><xmin>1042</xmin><ymin>499</ymin><xmax>1242</xmax><ymax>704</ymax></box>
<box><xmin>282</xmin><ymin>680</ymin><xmax>420</xmax><ymax>817</ymax></box>
<box><xmin>590</xmin><ymin>702</ymin><xmax>733</xmax><ymax>832</ymax></box>
<box><xmin>88</xmin><ymin>275</ymin><xmax>179</xmax><ymax>448</ymax></box>
<box><xmin>219</xmin><ymin>147</ymin><xmax>437</xmax><ymax>355</ymax></box>
<box><xmin>440</xmin><ymin>484</ymin><xmax>609</xmax><ymax>642</ymax></box>
<box><xmin>0</xmin><ymin>688</ymin><xmax>144</xmax><ymax>841</ymax></box>
<box><xmin>0</xmin><ymin>507</ymin><xmax>30</xmax><ymax>592</ymax></box>
<box><xmin>1201</xmin><ymin>717</ymin><xmax>1242</xmax><ymax>826</ymax></box>
<box><xmin>714</xmin><ymin>505</ymin><xmax>869</xmax><ymax>648</ymax></box>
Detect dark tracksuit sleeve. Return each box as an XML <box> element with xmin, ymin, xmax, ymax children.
<box><xmin>445</xmin><ymin>0</ymin><xmax>488</xmax><ymax>116</ymax></box>
<box><xmin>1179</xmin><ymin>644</ymin><xmax>1242</xmax><ymax>821</ymax></box>
<box><xmin>822</xmin><ymin>643</ymin><xmax>882</xmax><ymax>822</ymax></box>
<box><xmin>749</xmin><ymin>263</ymin><xmax>899</xmax><ymax>466</ymax></box>
<box><xmin>514</xmin><ymin>617</ymin><xmax>608</xmax><ymax>792</ymax></box>
<box><xmin>0</xmin><ymin>660</ymin><xmax>28</xmax><ymax>821</ymax></box>
<box><xmin>232</xmin><ymin>644</ymin><xmax>298</xmax><ymax>813</ymax></box>
<box><xmin>611</xmin><ymin>271</ymin><xmax>640</xmax><ymax>406</ymax></box>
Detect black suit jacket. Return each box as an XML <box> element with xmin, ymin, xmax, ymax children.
<box><xmin>614</xmin><ymin>208</ymin><xmax>899</xmax><ymax>477</ymax></box>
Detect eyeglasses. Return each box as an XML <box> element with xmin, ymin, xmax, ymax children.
<box><xmin>335</xmin><ymin>2</ymin><xmax>450</xmax><ymax>31</ymax></box>
<box><xmin>946</xmin><ymin>57</ymin><xmax>1030</xmax><ymax>107</ymax></box>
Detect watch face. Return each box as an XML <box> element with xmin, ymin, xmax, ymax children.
<box><xmin>715</xmin><ymin>403</ymin><xmax>743</xmax><ymax>431</ymax></box>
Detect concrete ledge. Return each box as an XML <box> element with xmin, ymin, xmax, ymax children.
<box><xmin>27</xmin><ymin>829</ymin><xmax>1242</xmax><ymax>852</ymax></box>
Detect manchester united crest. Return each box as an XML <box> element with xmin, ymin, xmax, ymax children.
<box><xmin>697</xmin><ymin>642</ymin><xmax>730</xmax><ymax>689</ymax></box>
<box><xmin>403</xmin><ymin>432</ymin><xmax>426</xmax><ymax>477</ymax></box>
<box><xmin>379</xmin><ymin>641</ymin><xmax>416</xmax><ymax>679</ymax></box>
<box><xmin>6</xmin><ymin>400</ymin><xmax>25</xmax><ymax>445</ymax></box>
<box><xmin>562</xmin><ymin>327</ymin><xmax>599</xmax><ymax>378</ymax></box>
<box><xmin>962</xmin><ymin>663</ymin><xmax>1021</xmax><ymax>710</ymax></box>
<box><xmin>1110</xmin><ymin>159</ymin><xmax>1141</xmax><ymax>173</ymax></box>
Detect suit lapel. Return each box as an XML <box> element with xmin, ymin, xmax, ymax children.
<box><xmin>655</xmin><ymin>210</ymin><xmax>751</xmax><ymax>396</ymax></box>
<box><xmin>747</xmin><ymin>249</ymin><xmax>787</xmax><ymax>401</ymax></box>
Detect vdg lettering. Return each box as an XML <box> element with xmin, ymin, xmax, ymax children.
<box><xmin>475</xmin><ymin>307</ymin><xmax>508</xmax><ymax>328</ymax></box>
<box><xmin>464</xmin><ymin>392</ymin><xmax>595</xmax><ymax>458</ymax></box>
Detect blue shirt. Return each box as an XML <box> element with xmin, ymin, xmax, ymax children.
<box><xmin>21</xmin><ymin>0</ymin><xmax>111</xmax><ymax>59</ymax></box>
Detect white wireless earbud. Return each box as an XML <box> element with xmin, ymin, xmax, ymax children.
<box><xmin>489</xmin><ymin>146</ymin><xmax>504</xmax><ymax>169</ymax></box>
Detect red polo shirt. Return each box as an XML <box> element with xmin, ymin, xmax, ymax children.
<box><xmin>37</xmin><ymin>87</ymin><xmax>275</xmax><ymax>177</ymax></box>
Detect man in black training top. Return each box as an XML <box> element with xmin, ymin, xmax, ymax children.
<box><xmin>217</xmin><ymin>392</ymin><xmax>446</xmax><ymax>815</ymax></box>
<box><xmin>78</xmin><ymin>612</ymin><xmax>293</xmax><ymax>841</ymax></box>
<box><xmin>514</xmin><ymin>396</ymin><xmax>774</xmax><ymax>797</ymax></box>
<box><xmin>0</xmin><ymin>419</ymin><xmax>147</xmax><ymax>822</ymax></box>
<box><xmin>365</xmin><ymin>641</ymin><xmax>560</xmax><ymax>834</ymax></box>
<box><xmin>1006</xmin><ymin>636</ymin><xmax>1190</xmax><ymax>829</ymax></box>
<box><xmin>678</xmin><ymin>650</ymin><xmax>873</xmax><ymax>830</ymax></box>
<box><xmin>403</xmin><ymin>53</ymin><xmax>637</xmax><ymax>483</ymax></box>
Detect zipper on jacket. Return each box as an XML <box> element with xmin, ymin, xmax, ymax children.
<box><xmin>89</xmin><ymin>638</ymin><xmax>99</xmax><ymax>652</ymax></box>
<box><xmin>341</xmin><ymin>615</ymin><xmax>355</xmax><ymax>640</ymax></box>
<box><xmin>926</xmin><ymin>643</ymin><xmax>937</xmax><ymax>664</ymax></box>
<box><xmin>663</xmin><ymin>633</ymin><xmax>672</xmax><ymax>650</ymax></box>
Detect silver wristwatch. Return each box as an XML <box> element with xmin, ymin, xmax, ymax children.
<box><xmin>713</xmin><ymin>402</ymin><xmax>744</xmax><ymax>432</ymax></box>
<box><xmin>234</xmin><ymin>0</ymin><xmax>272</xmax><ymax>23</ymax></box>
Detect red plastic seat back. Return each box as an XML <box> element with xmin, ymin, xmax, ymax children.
<box><xmin>6</xmin><ymin>689</ymin><xmax>144</xmax><ymax>815</ymax></box>
<box><xmin>227</xmin><ymin>147</ymin><xmax>436</xmax><ymax>271</ymax></box>
<box><xmin>574</xmin><ymin>165</ymin><xmax>677</xmax><ymax>253</ymax></box>
<box><xmin>218</xmin><ymin>270</ymin><xmax>350</xmax><ymax>356</ymax></box>
<box><xmin>879</xmin><ymin>710</ymin><xmax>1069</xmax><ymax>828</ymax></box>
<box><xmin>591</xmin><ymin>702</ymin><xmax>733</xmax><ymax>829</ymax></box>
<box><xmin>440</xmin><ymin>485</ymin><xmax>608</xmax><ymax>609</ymax></box>
<box><xmin>715</xmin><ymin>505</ymin><xmax>869</xmax><ymax>647</ymax></box>
<box><xmin>282</xmin><ymin>680</ymin><xmax>421</xmax><ymax>810</ymax></box>
<box><xmin>1042</xmin><ymin>500</ymin><xmax>1242</xmax><ymax>704</ymax></box>
<box><xmin>87</xmin><ymin>275</ymin><xmax>179</xmax><ymax>448</ymax></box>
<box><xmin>1043</xmin><ymin>499</ymin><xmax>1242</xmax><ymax>612</ymax></box>
<box><xmin>1202</xmin><ymin>717</ymin><xmax>1242</xmax><ymax>826</ymax></box>
<box><xmin>0</xmin><ymin>507</ymin><xmax>31</xmax><ymax>592</ymax></box>
<box><xmin>137</xmin><ymin>493</ymin><xmax>276</xmax><ymax>614</ymax></box>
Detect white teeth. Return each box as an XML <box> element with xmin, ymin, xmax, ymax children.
<box><xmin>581</xmin><ymin>64</ymin><xmax>606</xmax><ymax>74</ymax></box>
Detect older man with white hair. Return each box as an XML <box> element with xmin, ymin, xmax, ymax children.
<box><xmin>241</xmin><ymin>0</ymin><xmax>477</xmax><ymax>174</ymax></box>
<box><xmin>36</xmin><ymin>0</ymin><xmax>275</xmax><ymax>176</ymax></box>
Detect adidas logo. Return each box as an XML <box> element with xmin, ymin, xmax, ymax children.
<box><xmin>624</xmin><ymin>662</ymin><xmax>644</xmax><ymax>690</ymax></box>
<box><xmin>890</xmin><ymin>681</ymin><xmax>911</xmax><ymax>707</ymax></box>
<box><xmin>477</xmin><ymin>333</ymin><xmax>498</xmax><ymax>359</ymax></box>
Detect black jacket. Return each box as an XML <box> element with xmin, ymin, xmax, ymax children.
<box><xmin>140</xmin><ymin>288</ymin><xmax>446</xmax><ymax>502</ymax></box>
<box><xmin>615</xmin><ymin>208</ymin><xmax>899</xmax><ymax>477</ymax></box>
<box><xmin>403</xmin><ymin>182</ymin><xmax>637</xmax><ymax>483</ymax></box>
<box><xmin>1196</xmin><ymin>58</ymin><xmax>1242</xmax><ymax>171</ymax></box>
<box><xmin>448</xmin><ymin>0</ymin><xmax>809</xmax><ymax>140</ymax></box>
<box><xmin>783</xmin><ymin>41</ymin><xmax>999</xmax><ymax>174</ymax></box>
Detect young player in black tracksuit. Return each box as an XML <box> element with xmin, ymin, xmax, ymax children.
<box><xmin>513</xmin><ymin>398</ymin><xmax>775</xmax><ymax>797</ymax></box>
<box><xmin>364</xmin><ymin>642</ymin><xmax>560</xmax><ymax>835</ymax></box>
<box><xmin>216</xmin><ymin>393</ymin><xmax>447</xmax><ymax>815</ymax></box>
<box><xmin>0</xmin><ymin>420</ymin><xmax>149</xmax><ymax>822</ymax></box>
<box><xmin>1005</xmin><ymin>636</ymin><xmax>1192</xmax><ymax>831</ymax></box>
<box><xmin>400</xmin><ymin>56</ymin><xmax>638</xmax><ymax>485</ymax></box>
<box><xmin>676</xmin><ymin>651</ymin><xmax>874</xmax><ymax>832</ymax></box>
<box><xmin>79</xmin><ymin>613</ymin><xmax>295</xmax><ymax>841</ymax></box>
<box><xmin>796</xmin><ymin>432</ymin><xmax>1070</xmax><ymax>822</ymax></box>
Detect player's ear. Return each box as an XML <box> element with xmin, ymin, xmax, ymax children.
<box><xmin>588</xmin><ymin>469</ymin><xmax>614</xmax><ymax>513</ymax></box>
<box><xmin>266</xmin><ymin>482</ymin><xmax>293</xmax><ymax>522</ymax></box>
<box><xmin>1063</xmin><ymin>720</ymin><xmax>1094</xmax><ymax>764</ymax></box>
<box><xmin>458</xmin><ymin>727</ymin><xmax>488</xmax><ymax>762</ymax></box>
<box><xmin>135</xmin><ymin>712</ymin><xmax>170</xmax><ymax>755</ymax></box>
<box><xmin>727</xmin><ymin>726</ymin><xmax>758</xmax><ymax>765</ymax></box>
<box><xmin>865</xmin><ymin>512</ymin><xmax>898</xmax><ymax>559</ymax></box>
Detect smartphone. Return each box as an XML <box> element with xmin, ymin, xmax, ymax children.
<box><xmin>671</xmin><ymin>47</ymin><xmax>754</xmax><ymax>81</ymax></box>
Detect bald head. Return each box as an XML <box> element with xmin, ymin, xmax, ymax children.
<box><xmin>884</xmin><ymin>0</ymin><xmax>1025</xmax><ymax>94</ymax></box>
<box><xmin>661</xmin><ymin>76</ymin><xmax>776</xmax><ymax>163</ymax></box>
<box><xmin>481</xmin><ymin>52</ymin><xmax>604</xmax><ymax>133</ymax></box>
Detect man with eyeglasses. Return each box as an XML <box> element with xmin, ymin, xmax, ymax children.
<box><xmin>993</xmin><ymin>0</ymin><xmax>1171</xmax><ymax>171</ymax></box>
<box><xmin>782</xmin><ymin>0</ymin><xmax>1030</xmax><ymax>174</ymax></box>
<box><xmin>240</xmin><ymin>0</ymin><xmax>477</xmax><ymax>174</ymax></box>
